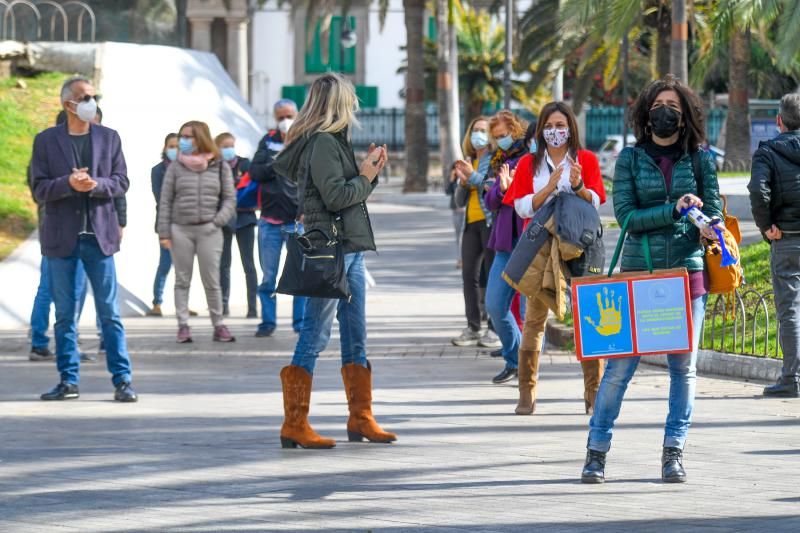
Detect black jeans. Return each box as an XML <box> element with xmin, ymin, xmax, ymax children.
<box><xmin>461</xmin><ymin>221</ymin><xmax>494</xmax><ymax>332</ymax></box>
<box><xmin>220</xmin><ymin>224</ymin><xmax>258</xmax><ymax>313</ymax></box>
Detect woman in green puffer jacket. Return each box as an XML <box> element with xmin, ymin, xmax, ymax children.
<box><xmin>581</xmin><ymin>76</ymin><xmax>723</xmax><ymax>485</ymax></box>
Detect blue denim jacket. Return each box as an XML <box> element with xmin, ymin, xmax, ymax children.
<box><xmin>454</xmin><ymin>152</ymin><xmax>493</xmax><ymax>227</ymax></box>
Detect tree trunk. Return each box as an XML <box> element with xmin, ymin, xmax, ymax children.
<box><xmin>670</xmin><ymin>0</ymin><xmax>688</xmax><ymax>82</ymax></box>
<box><xmin>465</xmin><ymin>94</ymin><xmax>484</xmax><ymax>127</ymax></box>
<box><xmin>656</xmin><ymin>1</ymin><xmax>671</xmax><ymax>78</ymax></box>
<box><xmin>176</xmin><ymin>0</ymin><xmax>188</xmax><ymax>47</ymax></box>
<box><xmin>570</xmin><ymin>72</ymin><xmax>594</xmax><ymax>115</ymax></box>
<box><xmin>436</xmin><ymin>0</ymin><xmax>461</xmax><ymax>182</ymax></box>
<box><xmin>724</xmin><ymin>28</ymin><xmax>752</xmax><ymax>172</ymax></box>
<box><xmin>403</xmin><ymin>0</ymin><xmax>430</xmax><ymax>192</ymax></box>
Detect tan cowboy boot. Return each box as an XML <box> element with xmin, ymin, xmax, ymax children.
<box><xmin>279</xmin><ymin>365</ymin><xmax>336</xmax><ymax>449</ymax></box>
<box><xmin>581</xmin><ymin>359</ymin><xmax>604</xmax><ymax>415</ymax></box>
<box><xmin>515</xmin><ymin>350</ymin><xmax>540</xmax><ymax>415</ymax></box>
<box><xmin>341</xmin><ymin>363</ymin><xmax>397</xmax><ymax>443</ymax></box>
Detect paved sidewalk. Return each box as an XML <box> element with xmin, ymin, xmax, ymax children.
<box><xmin>1</xmin><ymin>201</ymin><xmax>799</xmax><ymax>532</ymax></box>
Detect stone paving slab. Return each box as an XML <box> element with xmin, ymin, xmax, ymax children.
<box><xmin>1</xmin><ymin>201</ymin><xmax>799</xmax><ymax>532</ymax></box>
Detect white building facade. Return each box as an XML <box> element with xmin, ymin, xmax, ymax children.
<box><xmin>250</xmin><ymin>0</ymin><xmax>411</xmax><ymax>127</ymax></box>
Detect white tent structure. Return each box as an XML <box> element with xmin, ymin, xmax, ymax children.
<box><xmin>0</xmin><ymin>42</ymin><xmax>265</xmax><ymax>329</ymax></box>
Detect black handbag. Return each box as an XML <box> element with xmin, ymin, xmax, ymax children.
<box><xmin>276</xmin><ymin>136</ymin><xmax>351</xmax><ymax>300</ymax></box>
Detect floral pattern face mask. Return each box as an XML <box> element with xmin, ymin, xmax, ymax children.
<box><xmin>543</xmin><ymin>127</ymin><xmax>570</xmax><ymax>148</ymax></box>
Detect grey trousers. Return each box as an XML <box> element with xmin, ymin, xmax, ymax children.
<box><xmin>771</xmin><ymin>235</ymin><xmax>800</xmax><ymax>381</ymax></box>
<box><xmin>171</xmin><ymin>223</ymin><xmax>224</xmax><ymax>327</ymax></box>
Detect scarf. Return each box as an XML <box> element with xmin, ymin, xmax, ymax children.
<box><xmin>488</xmin><ymin>139</ymin><xmax>527</xmax><ymax>177</ymax></box>
<box><xmin>179</xmin><ymin>152</ymin><xmax>214</xmax><ymax>172</ymax></box>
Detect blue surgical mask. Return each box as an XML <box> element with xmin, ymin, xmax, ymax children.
<box><xmin>165</xmin><ymin>147</ymin><xmax>178</xmax><ymax>161</ymax></box>
<box><xmin>529</xmin><ymin>140</ymin><xmax>537</xmax><ymax>154</ymax></box>
<box><xmin>497</xmin><ymin>135</ymin><xmax>513</xmax><ymax>151</ymax></box>
<box><xmin>221</xmin><ymin>147</ymin><xmax>236</xmax><ymax>161</ymax></box>
<box><xmin>470</xmin><ymin>131</ymin><xmax>488</xmax><ymax>149</ymax></box>
<box><xmin>179</xmin><ymin>137</ymin><xmax>194</xmax><ymax>154</ymax></box>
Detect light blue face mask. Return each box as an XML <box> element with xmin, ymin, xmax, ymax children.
<box><xmin>529</xmin><ymin>140</ymin><xmax>537</xmax><ymax>154</ymax></box>
<box><xmin>178</xmin><ymin>137</ymin><xmax>194</xmax><ymax>154</ymax></box>
<box><xmin>497</xmin><ymin>135</ymin><xmax>513</xmax><ymax>151</ymax></box>
<box><xmin>221</xmin><ymin>147</ymin><xmax>236</xmax><ymax>161</ymax></box>
<box><xmin>470</xmin><ymin>131</ymin><xmax>488</xmax><ymax>149</ymax></box>
<box><xmin>165</xmin><ymin>147</ymin><xmax>178</xmax><ymax>161</ymax></box>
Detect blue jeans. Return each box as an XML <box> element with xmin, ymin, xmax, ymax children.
<box><xmin>485</xmin><ymin>251</ymin><xmax>520</xmax><ymax>370</ymax></box>
<box><xmin>30</xmin><ymin>256</ymin><xmax>88</xmax><ymax>350</ymax></box>
<box><xmin>152</xmin><ymin>245</ymin><xmax>172</xmax><ymax>306</ymax></box>
<box><xmin>291</xmin><ymin>252</ymin><xmax>367</xmax><ymax>374</ymax></box>
<box><xmin>588</xmin><ymin>295</ymin><xmax>708</xmax><ymax>452</ymax></box>
<box><xmin>48</xmin><ymin>235</ymin><xmax>132</xmax><ymax>386</ymax></box>
<box><xmin>257</xmin><ymin>219</ymin><xmax>307</xmax><ymax>333</ymax></box>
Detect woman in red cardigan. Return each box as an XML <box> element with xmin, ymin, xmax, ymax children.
<box><xmin>503</xmin><ymin>101</ymin><xmax>606</xmax><ymax>416</ymax></box>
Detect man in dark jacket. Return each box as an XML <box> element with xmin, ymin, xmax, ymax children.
<box><xmin>27</xmin><ymin>107</ymin><xmax>112</xmax><ymax>363</ymax></box>
<box><xmin>748</xmin><ymin>93</ymin><xmax>800</xmax><ymax>398</ymax></box>
<box><xmin>31</xmin><ymin>76</ymin><xmax>137</xmax><ymax>402</ymax></box>
<box><xmin>250</xmin><ymin>99</ymin><xmax>307</xmax><ymax>337</ymax></box>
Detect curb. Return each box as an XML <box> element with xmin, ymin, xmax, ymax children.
<box><xmin>640</xmin><ymin>350</ymin><xmax>782</xmax><ymax>383</ymax></box>
<box><xmin>545</xmin><ymin>319</ymin><xmax>575</xmax><ymax>349</ymax></box>
<box><xmin>545</xmin><ymin>320</ymin><xmax>782</xmax><ymax>383</ymax></box>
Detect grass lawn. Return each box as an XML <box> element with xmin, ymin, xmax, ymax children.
<box><xmin>717</xmin><ymin>171</ymin><xmax>749</xmax><ymax>179</ymax></box>
<box><xmin>0</xmin><ymin>72</ymin><xmax>66</xmax><ymax>260</ymax></box>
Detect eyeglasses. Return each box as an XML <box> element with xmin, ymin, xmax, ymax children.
<box><xmin>73</xmin><ymin>94</ymin><xmax>101</xmax><ymax>103</ymax></box>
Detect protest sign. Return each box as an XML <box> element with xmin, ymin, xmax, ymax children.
<box><xmin>571</xmin><ymin>268</ymin><xmax>693</xmax><ymax>361</ymax></box>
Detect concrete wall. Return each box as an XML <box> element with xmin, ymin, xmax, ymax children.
<box><xmin>365</xmin><ymin>0</ymin><xmax>405</xmax><ymax>109</ymax></box>
<box><xmin>251</xmin><ymin>8</ymin><xmax>295</xmax><ymax>128</ymax></box>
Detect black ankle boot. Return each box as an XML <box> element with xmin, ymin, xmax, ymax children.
<box><xmin>763</xmin><ymin>379</ymin><xmax>800</xmax><ymax>398</ymax></box>
<box><xmin>581</xmin><ymin>449</ymin><xmax>606</xmax><ymax>484</ymax></box>
<box><xmin>662</xmin><ymin>446</ymin><xmax>687</xmax><ymax>483</ymax></box>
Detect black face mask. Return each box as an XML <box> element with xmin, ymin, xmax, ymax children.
<box><xmin>649</xmin><ymin>105</ymin><xmax>682</xmax><ymax>139</ymax></box>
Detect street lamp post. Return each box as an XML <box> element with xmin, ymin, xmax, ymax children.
<box><xmin>622</xmin><ymin>31</ymin><xmax>629</xmax><ymax>147</ymax></box>
<box><xmin>552</xmin><ymin>0</ymin><xmax>563</xmax><ymax>101</ymax></box>
<box><xmin>503</xmin><ymin>0</ymin><xmax>512</xmax><ymax>109</ymax></box>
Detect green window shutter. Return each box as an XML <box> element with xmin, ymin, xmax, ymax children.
<box><xmin>304</xmin><ymin>16</ymin><xmax>356</xmax><ymax>75</ymax></box>
<box><xmin>304</xmin><ymin>19</ymin><xmax>327</xmax><ymax>74</ymax></box>
<box><xmin>282</xmin><ymin>85</ymin><xmax>307</xmax><ymax>108</ymax></box>
<box><xmin>428</xmin><ymin>16</ymin><xmax>436</xmax><ymax>40</ymax></box>
<box><xmin>355</xmin><ymin>86</ymin><xmax>378</xmax><ymax>108</ymax></box>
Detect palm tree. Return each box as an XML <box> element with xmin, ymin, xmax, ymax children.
<box><xmin>403</xmin><ymin>0</ymin><xmax>430</xmax><ymax>192</ymax></box>
<box><xmin>405</xmin><ymin>3</ymin><xmax>545</xmax><ymax>123</ymax></box>
<box><xmin>694</xmin><ymin>0</ymin><xmax>800</xmax><ymax>170</ymax></box>
<box><xmin>519</xmin><ymin>0</ymin><xmax>676</xmax><ymax>113</ymax></box>
<box><xmin>457</xmin><ymin>4</ymin><xmax>509</xmax><ymax>122</ymax></box>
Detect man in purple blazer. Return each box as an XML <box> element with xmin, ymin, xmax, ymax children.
<box><xmin>31</xmin><ymin>76</ymin><xmax>137</xmax><ymax>402</ymax></box>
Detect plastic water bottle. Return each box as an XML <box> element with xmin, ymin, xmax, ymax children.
<box><xmin>680</xmin><ymin>206</ymin><xmax>737</xmax><ymax>267</ymax></box>
<box><xmin>681</xmin><ymin>206</ymin><xmax>721</xmax><ymax>232</ymax></box>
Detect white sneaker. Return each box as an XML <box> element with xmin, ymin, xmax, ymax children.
<box><xmin>478</xmin><ymin>330</ymin><xmax>502</xmax><ymax>348</ymax></box>
<box><xmin>451</xmin><ymin>328</ymin><xmax>482</xmax><ymax>347</ymax></box>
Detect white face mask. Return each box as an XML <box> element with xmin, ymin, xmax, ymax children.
<box><xmin>278</xmin><ymin>118</ymin><xmax>294</xmax><ymax>134</ymax></box>
<box><xmin>69</xmin><ymin>97</ymin><xmax>98</xmax><ymax>123</ymax></box>
<box><xmin>543</xmin><ymin>127</ymin><xmax>570</xmax><ymax>148</ymax></box>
